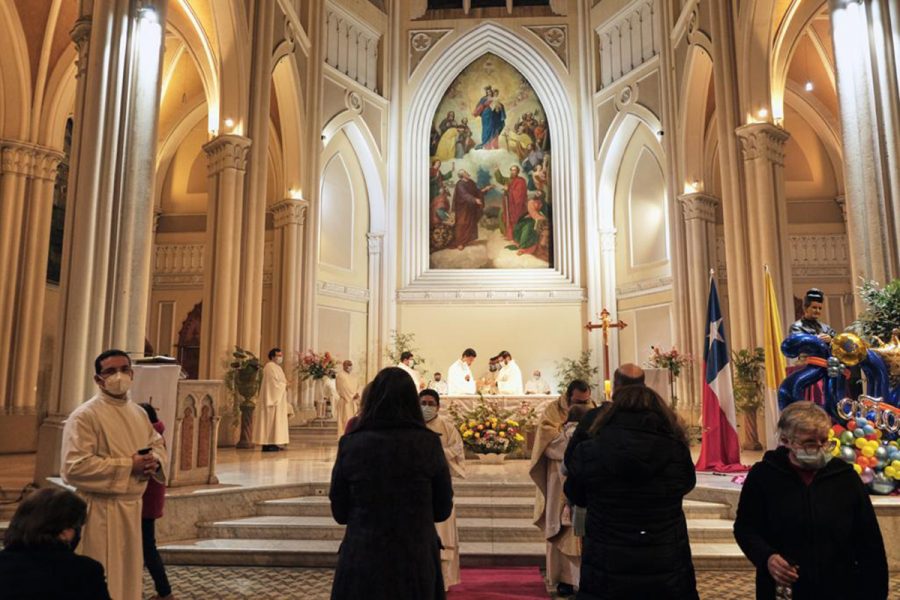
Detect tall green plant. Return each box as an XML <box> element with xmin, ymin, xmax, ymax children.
<box><xmin>223</xmin><ymin>346</ymin><xmax>263</xmax><ymax>416</ymax></box>
<box><xmin>554</xmin><ymin>350</ymin><xmax>600</xmax><ymax>393</ymax></box>
<box><xmin>732</xmin><ymin>347</ymin><xmax>765</xmax><ymax>413</ymax></box>
<box><xmin>851</xmin><ymin>279</ymin><xmax>900</xmax><ymax>343</ymax></box>
<box><xmin>384</xmin><ymin>330</ymin><xmax>429</xmax><ymax>377</ymax></box>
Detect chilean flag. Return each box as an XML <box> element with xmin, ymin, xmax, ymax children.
<box><xmin>696</xmin><ymin>273</ymin><xmax>747</xmax><ymax>472</ymax></box>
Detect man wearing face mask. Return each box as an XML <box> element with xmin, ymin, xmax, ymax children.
<box><xmin>524</xmin><ymin>370</ymin><xmax>552</xmax><ymax>395</ymax></box>
<box><xmin>252</xmin><ymin>348</ymin><xmax>293</xmax><ymax>451</ymax></box>
<box><xmin>60</xmin><ymin>349</ymin><xmax>168</xmax><ymax>600</ymax></box>
<box><xmin>397</xmin><ymin>351</ymin><xmax>423</xmax><ymax>390</ymax></box>
<box><xmin>419</xmin><ymin>389</ymin><xmax>466</xmax><ymax>591</ymax></box>
<box><xmin>734</xmin><ymin>402</ymin><xmax>888</xmax><ymax>599</ymax></box>
<box><xmin>496</xmin><ymin>351</ymin><xmax>524</xmax><ymax>395</ymax></box>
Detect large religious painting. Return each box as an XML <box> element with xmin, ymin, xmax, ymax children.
<box><xmin>429</xmin><ymin>53</ymin><xmax>552</xmax><ymax>269</ymax></box>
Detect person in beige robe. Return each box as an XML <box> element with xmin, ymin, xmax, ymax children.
<box><xmin>61</xmin><ymin>350</ymin><xmax>168</xmax><ymax>600</ymax></box>
<box><xmin>252</xmin><ymin>349</ymin><xmax>292</xmax><ymax>450</ymax></box>
<box><xmin>334</xmin><ymin>360</ymin><xmax>360</xmax><ymax>441</ymax></box>
<box><xmin>420</xmin><ymin>388</ymin><xmax>466</xmax><ymax>591</ymax></box>
<box><xmin>528</xmin><ymin>379</ymin><xmax>594</xmax><ymax>596</ymax></box>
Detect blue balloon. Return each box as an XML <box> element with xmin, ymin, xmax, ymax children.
<box><xmin>854</xmin><ymin>428</ymin><xmax>866</xmax><ymax>438</ymax></box>
<box><xmin>867</xmin><ymin>410</ymin><xmax>878</xmax><ymax>422</ymax></box>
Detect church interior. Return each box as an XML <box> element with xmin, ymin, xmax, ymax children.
<box><xmin>2</xmin><ymin>0</ymin><xmax>900</xmax><ymax>598</ymax></box>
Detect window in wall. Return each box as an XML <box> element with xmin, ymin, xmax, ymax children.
<box><xmin>47</xmin><ymin>117</ymin><xmax>73</xmax><ymax>284</ymax></box>
<box><xmin>427</xmin><ymin>0</ymin><xmax>463</xmax><ymax>8</ymax></box>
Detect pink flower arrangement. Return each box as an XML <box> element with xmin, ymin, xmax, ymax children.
<box><xmin>295</xmin><ymin>350</ymin><xmax>337</xmax><ymax>381</ymax></box>
<box><xmin>647</xmin><ymin>346</ymin><xmax>693</xmax><ymax>378</ymax></box>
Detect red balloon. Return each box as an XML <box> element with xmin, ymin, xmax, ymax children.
<box><xmin>848</xmin><ymin>421</ymin><xmax>858</xmax><ymax>431</ymax></box>
<box><xmin>833</xmin><ymin>424</ymin><xmax>846</xmax><ymax>435</ymax></box>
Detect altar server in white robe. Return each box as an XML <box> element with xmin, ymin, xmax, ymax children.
<box><xmin>427</xmin><ymin>372</ymin><xmax>449</xmax><ymax>396</ymax></box>
<box><xmin>420</xmin><ymin>388</ymin><xmax>466</xmax><ymax>590</ymax></box>
<box><xmin>334</xmin><ymin>360</ymin><xmax>360</xmax><ymax>440</ymax></box>
<box><xmin>252</xmin><ymin>348</ymin><xmax>292</xmax><ymax>450</ymax></box>
<box><xmin>397</xmin><ymin>351</ymin><xmax>423</xmax><ymax>390</ymax></box>
<box><xmin>61</xmin><ymin>349</ymin><xmax>168</xmax><ymax>600</ymax></box>
<box><xmin>447</xmin><ymin>348</ymin><xmax>478</xmax><ymax>395</ymax></box>
<box><xmin>525</xmin><ymin>370</ymin><xmax>552</xmax><ymax>395</ymax></box>
<box><xmin>496</xmin><ymin>351</ymin><xmax>524</xmax><ymax>395</ymax></box>
<box><xmin>529</xmin><ymin>379</ymin><xmax>594</xmax><ymax>596</ymax></box>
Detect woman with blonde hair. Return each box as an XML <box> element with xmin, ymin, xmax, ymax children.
<box><xmin>734</xmin><ymin>401</ymin><xmax>887</xmax><ymax>599</ymax></box>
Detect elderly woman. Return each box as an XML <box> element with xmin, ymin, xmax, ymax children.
<box><xmin>0</xmin><ymin>488</ymin><xmax>112</xmax><ymax>599</ymax></box>
<box><xmin>330</xmin><ymin>367</ymin><xmax>453</xmax><ymax>600</ymax></box>
<box><xmin>564</xmin><ymin>385</ymin><xmax>698</xmax><ymax>600</ymax></box>
<box><xmin>734</xmin><ymin>401</ymin><xmax>887</xmax><ymax>599</ymax></box>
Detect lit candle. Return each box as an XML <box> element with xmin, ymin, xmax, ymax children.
<box><xmin>604</xmin><ymin>379</ymin><xmax>612</xmax><ymax>400</ymax></box>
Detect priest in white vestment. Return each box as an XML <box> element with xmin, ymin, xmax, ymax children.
<box><xmin>529</xmin><ymin>379</ymin><xmax>594</xmax><ymax>596</ymax></box>
<box><xmin>525</xmin><ymin>370</ymin><xmax>552</xmax><ymax>395</ymax></box>
<box><xmin>420</xmin><ymin>389</ymin><xmax>466</xmax><ymax>590</ymax></box>
<box><xmin>397</xmin><ymin>351</ymin><xmax>423</xmax><ymax>390</ymax></box>
<box><xmin>252</xmin><ymin>348</ymin><xmax>292</xmax><ymax>450</ymax></box>
<box><xmin>427</xmin><ymin>372</ymin><xmax>449</xmax><ymax>396</ymax></box>
<box><xmin>61</xmin><ymin>350</ymin><xmax>168</xmax><ymax>600</ymax></box>
<box><xmin>334</xmin><ymin>360</ymin><xmax>360</xmax><ymax>440</ymax></box>
<box><xmin>496</xmin><ymin>351</ymin><xmax>524</xmax><ymax>395</ymax></box>
<box><xmin>447</xmin><ymin>348</ymin><xmax>478</xmax><ymax>395</ymax></box>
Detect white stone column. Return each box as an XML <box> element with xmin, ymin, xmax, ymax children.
<box><xmin>35</xmin><ymin>0</ymin><xmax>168</xmax><ymax>482</ymax></box>
<box><xmin>0</xmin><ymin>144</ymin><xmax>33</xmax><ymax>412</ymax></box>
<box><xmin>238</xmin><ymin>0</ymin><xmax>276</xmax><ymax>356</ymax></box>
<box><xmin>735</xmin><ymin>123</ymin><xmax>793</xmax><ymax>345</ymax></box>
<box><xmin>199</xmin><ymin>134</ymin><xmax>252</xmax><ymax>379</ymax></box>
<box><xmin>829</xmin><ymin>0</ymin><xmax>900</xmax><ymax>296</ymax></box>
<box><xmin>366</xmin><ymin>232</ymin><xmax>385</xmax><ymax>379</ymax></box>
<box><xmin>270</xmin><ymin>197</ymin><xmax>308</xmax><ymax>409</ymax></box>
<box><xmin>10</xmin><ymin>148</ymin><xmax>64</xmax><ymax>411</ymax></box>
<box><xmin>678</xmin><ymin>193</ymin><xmax>719</xmax><ymax>410</ymax></box>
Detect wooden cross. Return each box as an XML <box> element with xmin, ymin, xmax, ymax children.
<box><xmin>585</xmin><ymin>308</ymin><xmax>628</xmax><ymax>384</ymax></box>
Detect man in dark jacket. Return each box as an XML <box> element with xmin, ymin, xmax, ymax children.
<box><xmin>733</xmin><ymin>402</ymin><xmax>887</xmax><ymax>599</ymax></box>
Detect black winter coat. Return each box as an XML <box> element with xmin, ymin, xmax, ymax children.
<box><xmin>733</xmin><ymin>447</ymin><xmax>888</xmax><ymax>599</ymax></box>
<box><xmin>0</xmin><ymin>544</ymin><xmax>112</xmax><ymax>599</ymax></box>
<box><xmin>329</xmin><ymin>419</ymin><xmax>454</xmax><ymax>600</ymax></box>
<box><xmin>564</xmin><ymin>411</ymin><xmax>699</xmax><ymax>600</ymax></box>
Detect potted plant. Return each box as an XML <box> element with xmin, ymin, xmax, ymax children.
<box><xmin>223</xmin><ymin>346</ymin><xmax>263</xmax><ymax>449</ymax></box>
<box><xmin>647</xmin><ymin>346</ymin><xmax>693</xmax><ymax>411</ymax></box>
<box><xmin>732</xmin><ymin>347</ymin><xmax>765</xmax><ymax>451</ymax></box>
<box><xmin>851</xmin><ymin>279</ymin><xmax>900</xmax><ymax>343</ymax></box>
<box><xmin>554</xmin><ymin>350</ymin><xmax>600</xmax><ymax>393</ymax></box>
<box><xmin>384</xmin><ymin>330</ymin><xmax>429</xmax><ymax>379</ymax></box>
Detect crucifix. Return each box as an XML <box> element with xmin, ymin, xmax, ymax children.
<box><xmin>585</xmin><ymin>308</ymin><xmax>628</xmax><ymax>392</ymax></box>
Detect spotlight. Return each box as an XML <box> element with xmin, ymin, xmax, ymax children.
<box><xmin>804</xmin><ymin>80</ymin><xmax>814</xmax><ymax>92</ymax></box>
<box><xmin>758</xmin><ymin>108</ymin><xmax>769</xmax><ymax>119</ymax></box>
<box><xmin>224</xmin><ymin>118</ymin><xmax>235</xmax><ymax>129</ymax></box>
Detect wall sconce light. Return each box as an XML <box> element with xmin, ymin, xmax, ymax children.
<box><xmin>223</xmin><ymin>118</ymin><xmax>235</xmax><ymax>130</ymax></box>
<box><xmin>757</xmin><ymin>107</ymin><xmax>769</xmax><ymax>119</ymax></box>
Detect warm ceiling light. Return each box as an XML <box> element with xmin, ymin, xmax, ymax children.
<box><xmin>804</xmin><ymin>80</ymin><xmax>814</xmax><ymax>92</ymax></box>
<box><xmin>758</xmin><ymin>107</ymin><xmax>769</xmax><ymax>119</ymax></box>
<box><xmin>224</xmin><ymin>118</ymin><xmax>234</xmax><ymax>129</ymax></box>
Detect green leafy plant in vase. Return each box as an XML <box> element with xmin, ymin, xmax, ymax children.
<box><xmin>224</xmin><ymin>346</ymin><xmax>263</xmax><ymax>449</ymax></box>
<box><xmin>732</xmin><ymin>347</ymin><xmax>765</xmax><ymax>451</ymax></box>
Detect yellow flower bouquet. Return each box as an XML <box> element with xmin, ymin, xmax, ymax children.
<box><xmin>450</xmin><ymin>398</ymin><xmax>526</xmax><ymax>455</ymax></box>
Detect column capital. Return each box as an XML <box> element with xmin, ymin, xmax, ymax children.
<box><xmin>678</xmin><ymin>192</ymin><xmax>720</xmax><ymax>222</ymax></box>
<box><xmin>367</xmin><ymin>232</ymin><xmax>384</xmax><ymax>255</ymax></box>
<box><xmin>203</xmin><ymin>134</ymin><xmax>251</xmax><ymax>175</ymax></box>
<box><xmin>1</xmin><ymin>143</ymin><xmax>34</xmax><ymax>175</ymax></box>
<box><xmin>735</xmin><ymin>122</ymin><xmax>791</xmax><ymax>165</ymax></box>
<box><xmin>271</xmin><ymin>197</ymin><xmax>309</xmax><ymax>228</ymax></box>
<box><xmin>70</xmin><ymin>18</ymin><xmax>91</xmax><ymax>78</ymax></box>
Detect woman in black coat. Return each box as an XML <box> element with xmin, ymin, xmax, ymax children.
<box><xmin>564</xmin><ymin>385</ymin><xmax>698</xmax><ymax>600</ymax></box>
<box><xmin>0</xmin><ymin>488</ymin><xmax>111</xmax><ymax>600</ymax></box>
<box><xmin>733</xmin><ymin>401</ymin><xmax>887</xmax><ymax>599</ymax></box>
<box><xmin>329</xmin><ymin>367</ymin><xmax>454</xmax><ymax>600</ymax></box>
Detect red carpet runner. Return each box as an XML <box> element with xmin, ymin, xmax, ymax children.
<box><xmin>447</xmin><ymin>567</ymin><xmax>549</xmax><ymax>599</ymax></box>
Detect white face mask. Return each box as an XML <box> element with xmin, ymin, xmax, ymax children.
<box><xmin>102</xmin><ymin>372</ymin><xmax>132</xmax><ymax>396</ymax></box>
<box><xmin>275</xmin><ymin>356</ymin><xmax>284</xmax><ymax>365</ymax></box>
<box><xmin>421</xmin><ymin>405</ymin><xmax>438</xmax><ymax>421</ymax></box>
<box><xmin>533</xmin><ymin>373</ymin><xmax>541</xmax><ymax>380</ymax></box>
<box><xmin>792</xmin><ymin>447</ymin><xmax>833</xmax><ymax>470</ymax></box>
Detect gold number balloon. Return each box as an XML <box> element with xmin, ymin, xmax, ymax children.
<box><xmin>830</xmin><ymin>332</ymin><xmax>869</xmax><ymax>366</ymax></box>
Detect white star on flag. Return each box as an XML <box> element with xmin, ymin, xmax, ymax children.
<box><xmin>708</xmin><ymin>318</ymin><xmax>724</xmax><ymax>350</ymax></box>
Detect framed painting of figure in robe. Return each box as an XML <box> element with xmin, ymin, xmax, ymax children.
<box><xmin>428</xmin><ymin>53</ymin><xmax>552</xmax><ymax>269</ymax></box>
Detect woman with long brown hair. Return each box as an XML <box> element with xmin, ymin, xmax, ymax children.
<box><xmin>564</xmin><ymin>385</ymin><xmax>698</xmax><ymax>599</ymax></box>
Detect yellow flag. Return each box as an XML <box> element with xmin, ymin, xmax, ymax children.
<box><xmin>763</xmin><ymin>268</ymin><xmax>787</xmax><ymax>449</ymax></box>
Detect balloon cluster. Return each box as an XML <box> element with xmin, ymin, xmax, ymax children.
<box><xmin>832</xmin><ymin>418</ymin><xmax>900</xmax><ymax>494</ymax></box>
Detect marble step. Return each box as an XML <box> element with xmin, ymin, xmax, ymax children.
<box><xmin>256</xmin><ymin>496</ymin><xmax>730</xmax><ymax>521</ymax></box>
<box><xmin>158</xmin><ymin>538</ymin><xmax>752</xmax><ymax>570</ymax></box>
<box><xmin>197</xmin><ymin>515</ymin><xmax>736</xmax><ymax>544</ymax></box>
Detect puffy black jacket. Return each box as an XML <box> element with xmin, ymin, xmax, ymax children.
<box><xmin>564</xmin><ymin>410</ymin><xmax>698</xmax><ymax>600</ymax></box>
<box><xmin>0</xmin><ymin>544</ymin><xmax>111</xmax><ymax>600</ymax></box>
<box><xmin>733</xmin><ymin>447</ymin><xmax>887</xmax><ymax>599</ymax></box>
<box><xmin>329</xmin><ymin>419</ymin><xmax>453</xmax><ymax>600</ymax></box>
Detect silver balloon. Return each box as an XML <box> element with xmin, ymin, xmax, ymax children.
<box><xmin>870</xmin><ymin>473</ymin><xmax>896</xmax><ymax>495</ymax></box>
<box><xmin>876</xmin><ymin>446</ymin><xmax>888</xmax><ymax>460</ymax></box>
<box><xmin>840</xmin><ymin>446</ymin><xmax>857</xmax><ymax>463</ymax></box>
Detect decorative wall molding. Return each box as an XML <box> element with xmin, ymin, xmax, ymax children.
<box><xmin>735</xmin><ymin>123</ymin><xmax>790</xmax><ymax>166</ymax></box>
<box><xmin>325</xmin><ymin>1</ymin><xmax>381</xmax><ymax>92</ymax></box>
<box><xmin>408</xmin><ymin>29</ymin><xmax>451</xmax><ymax>78</ymax></box>
<box><xmin>524</xmin><ymin>25</ymin><xmax>569</xmax><ymax>69</ymax></box>
<box><xmin>595</xmin><ymin>0</ymin><xmax>660</xmax><ymax>89</ymax></box>
<box><xmin>715</xmin><ymin>233</ymin><xmax>851</xmax><ymax>281</ymax></box>
<box><xmin>396</xmin><ymin>288</ymin><xmax>586</xmax><ymax>304</ymax></box>
<box><xmin>317</xmin><ymin>280</ymin><xmax>370</xmax><ymax>303</ymax></box>
<box><xmin>616</xmin><ymin>276</ymin><xmax>673</xmax><ymax>299</ymax></box>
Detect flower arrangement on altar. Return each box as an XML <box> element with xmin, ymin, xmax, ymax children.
<box><xmin>295</xmin><ymin>350</ymin><xmax>337</xmax><ymax>381</ymax></box>
<box><xmin>646</xmin><ymin>346</ymin><xmax>693</xmax><ymax>410</ymax></box>
<box><xmin>448</xmin><ymin>397</ymin><xmax>526</xmax><ymax>455</ymax></box>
